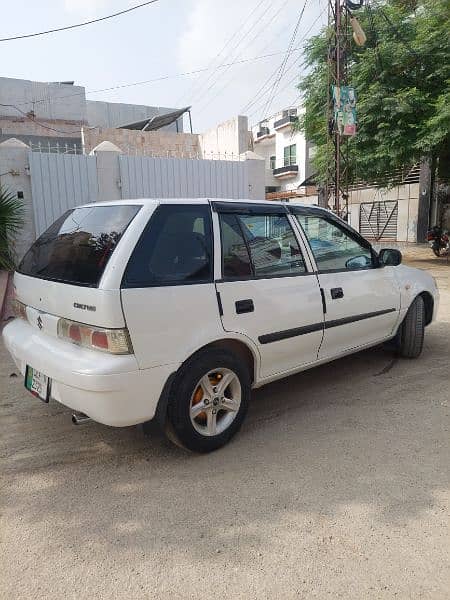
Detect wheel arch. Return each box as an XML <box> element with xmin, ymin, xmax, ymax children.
<box><xmin>152</xmin><ymin>336</ymin><xmax>259</xmax><ymax>428</ymax></box>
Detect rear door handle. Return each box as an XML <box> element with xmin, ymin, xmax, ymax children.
<box><xmin>235</xmin><ymin>299</ymin><xmax>254</xmax><ymax>314</ymax></box>
<box><xmin>330</xmin><ymin>287</ymin><xmax>344</xmax><ymax>299</ymax></box>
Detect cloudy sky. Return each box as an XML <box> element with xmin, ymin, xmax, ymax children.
<box><xmin>1</xmin><ymin>0</ymin><xmax>326</xmax><ymax>131</ymax></box>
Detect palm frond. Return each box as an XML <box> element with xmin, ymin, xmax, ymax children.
<box><xmin>0</xmin><ymin>184</ymin><xmax>25</xmax><ymax>270</ymax></box>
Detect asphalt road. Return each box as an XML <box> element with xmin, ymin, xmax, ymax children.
<box><xmin>1</xmin><ymin>247</ymin><xmax>449</xmax><ymax>599</ymax></box>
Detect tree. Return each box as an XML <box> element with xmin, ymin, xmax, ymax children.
<box><xmin>0</xmin><ymin>185</ymin><xmax>24</xmax><ymax>270</ymax></box>
<box><xmin>297</xmin><ymin>0</ymin><xmax>450</xmax><ymax>187</ymax></box>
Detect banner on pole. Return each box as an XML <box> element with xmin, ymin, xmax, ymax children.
<box><xmin>332</xmin><ymin>85</ymin><xmax>357</xmax><ymax>136</ymax></box>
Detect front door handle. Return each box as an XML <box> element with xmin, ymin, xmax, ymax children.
<box><xmin>330</xmin><ymin>287</ymin><xmax>344</xmax><ymax>299</ymax></box>
<box><xmin>235</xmin><ymin>299</ymin><xmax>254</xmax><ymax>314</ymax></box>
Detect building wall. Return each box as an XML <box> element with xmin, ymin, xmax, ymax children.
<box><xmin>0</xmin><ymin>139</ymin><xmax>36</xmax><ymax>261</ymax></box>
<box><xmin>347</xmin><ymin>184</ymin><xmax>420</xmax><ymax>243</ymax></box>
<box><xmin>252</xmin><ymin>108</ymin><xmax>309</xmax><ymax>193</ymax></box>
<box><xmin>82</xmin><ymin>127</ymin><xmax>200</xmax><ymax>157</ymax></box>
<box><xmin>199</xmin><ymin>116</ymin><xmax>251</xmax><ymax>158</ymax></box>
<box><xmin>0</xmin><ymin>77</ymin><xmax>181</xmax><ymax>145</ymax></box>
<box><xmin>0</xmin><ymin>116</ymin><xmax>82</xmax><ymax>150</ymax></box>
<box><xmin>284</xmin><ymin>184</ymin><xmax>420</xmax><ymax>243</ymax></box>
<box><xmin>0</xmin><ymin>77</ymin><xmax>86</xmax><ymax>122</ymax></box>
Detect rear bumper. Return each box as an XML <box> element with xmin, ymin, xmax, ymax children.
<box><xmin>2</xmin><ymin>319</ymin><xmax>177</xmax><ymax>427</ymax></box>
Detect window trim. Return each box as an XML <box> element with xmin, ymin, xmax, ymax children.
<box><xmin>290</xmin><ymin>207</ymin><xmax>380</xmax><ymax>273</ymax></box>
<box><xmin>121</xmin><ymin>204</ymin><xmax>214</xmax><ymax>289</ymax></box>
<box><xmin>217</xmin><ymin>210</ymin><xmax>310</xmax><ymax>282</ymax></box>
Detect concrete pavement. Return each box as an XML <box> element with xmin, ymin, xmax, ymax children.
<box><xmin>1</xmin><ymin>247</ymin><xmax>449</xmax><ymax>599</ymax></box>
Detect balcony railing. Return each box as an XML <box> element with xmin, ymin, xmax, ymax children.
<box><xmin>273</xmin><ymin>164</ymin><xmax>299</xmax><ymax>178</ymax></box>
<box><xmin>273</xmin><ymin>115</ymin><xmax>297</xmax><ymax>130</ymax></box>
<box><xmin>256</xmin><ymin>127</ymin><xmax>270</xmax><ymax>138</ymax></box>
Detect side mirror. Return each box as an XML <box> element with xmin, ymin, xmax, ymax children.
<box><xmin>379</xmin><ymin>248</ymin><xmax>402</xmax><ymax>266</ymax></box>
<box><xmin>345</xmin><ymin>255</ymin><xmax>372</xmax><ymax>269</ymax></box>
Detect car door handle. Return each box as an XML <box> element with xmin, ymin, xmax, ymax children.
<box><xmin>330</xmin><ymin>287</ymin><xmax>344</xmax><ymax>299</ymax></box>
<box><xmin>235</xmin><ymin>299</ymin><xmax>254</xmax><ymax>314</ymax></box>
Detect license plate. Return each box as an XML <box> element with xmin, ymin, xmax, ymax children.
<box><xmin>25</xmin><ymin>365</ymin><xmax>50</xmax><ymax>403</ymax></box>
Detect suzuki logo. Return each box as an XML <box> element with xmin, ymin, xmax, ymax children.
<box><xmin>37</xmin><ymin>315</ymin><xmax>43</xmax><ymax>330</ymax></box>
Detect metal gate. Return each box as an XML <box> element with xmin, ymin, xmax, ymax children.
<box><xmin>359</xmin><ymin>201</ymin><xmax>398</xmax><ymax>240</ymax></box>
<box><xmin>119</xmin><ymin>155</ymin><xmax>248</xmax><ymax>200</ymax></box>
<box><xmin>29</xmin><ymin>152</ymin><xmax>98</xmax><ymax>236</ymax></box>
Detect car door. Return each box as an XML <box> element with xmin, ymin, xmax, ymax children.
<box><xmin>290</xmin><ymin>207</ymin><xmax>400</xmax><ymax>360</ymax></box>
<box><xmin>213</xmin><ymin>202</ymin><xmax>325</xmax><ymax>379</ymax></box>
<box><xmin>121</xmin><ymin>202</ymin><xmax>223</xmax><ymax>369</ymax></box>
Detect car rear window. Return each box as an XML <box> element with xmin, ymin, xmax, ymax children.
<box><xmin>18</xmin><ymin>205</ymin><xmax>140</xmax><ymax>287</ymax></box>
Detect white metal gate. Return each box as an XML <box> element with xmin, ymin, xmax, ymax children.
<box><xmin>29</xmin><ymin>152</ymin><xmax>98</xmax><ymax>236</ymax></box>
<box><xmin>119</xmin><ymin>155</ymin><xmax>249</xmax><ymax>200</ymax></box>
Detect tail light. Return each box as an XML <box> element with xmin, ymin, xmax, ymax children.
<box><xmin>57</xmin><ymin>318</ymin><xmax>133</xmax><ymax>355</ymax></box>
<box><xmin>12</xmin><ymin>299</ymin><xmax>27</xmax><ymax>321</ymax></box>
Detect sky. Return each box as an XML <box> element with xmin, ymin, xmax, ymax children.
<box><xmin>1</xmin><ymin>0</ymin><xmax>326</xmax><ymax>132</ymax></box>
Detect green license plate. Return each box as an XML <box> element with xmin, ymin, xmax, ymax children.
<box><xmin>25</xmin><ymin>366</ymin><xmax>50</xmax><ymax>403</ymax></box>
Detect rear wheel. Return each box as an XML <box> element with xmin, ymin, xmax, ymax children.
<box><xmin>432</xmin><ymin>243</ymin><xmax>441</xmax><ymax>257</ymax></box>
<box><xmin>396</xmin><ymin>295</ymin><xmax>425</xmax><ymax>358</ymax></box>
<box><xmin>165</xmin><ymin>348</ymin><xmax>250</xmax><ymax>452</ymax></box>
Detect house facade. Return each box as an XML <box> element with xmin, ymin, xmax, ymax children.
<box><xmin>251</xmin><ymin>107</ymin><xmax>315</xmax><ymax>200</ymax></box>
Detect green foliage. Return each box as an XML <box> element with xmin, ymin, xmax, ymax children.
<box><xmin>0</xmin><ymin>185</ymin><xmax>24</xmax><ymax>270</ymax></box>
<box><xmin>297</xmin><ymin>0</ymin><xmax>450</xmax><ymax>186</ymax></box>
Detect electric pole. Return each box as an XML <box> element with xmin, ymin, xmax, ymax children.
<box><xmin>327</xmin><ymin>0</ymin><xmax>350</xmax><ymax>216</ymax></box>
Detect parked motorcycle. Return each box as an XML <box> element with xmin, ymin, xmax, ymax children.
<box><xmin>427</xmin><ymin>226</ymin><xmax>449</xmax><ymax>257</ymax></box>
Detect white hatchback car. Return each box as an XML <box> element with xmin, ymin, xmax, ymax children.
<box><xmin>3</xmin><ymin>198</ymin><xmax>439</xmax><ymax>452</ymax></box>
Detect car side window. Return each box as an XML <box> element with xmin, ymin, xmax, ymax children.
<box><xmin>220</xmin><ymin>212</ymin><xmax>306</xmax><ymax>279</ymax></box>
<box><xmin>295</xmin><ymin>214</ymin><xmax>373</xmax><ymax>272</ymax></box>
<box><xmin>123</xmin><ymin>204</ymin><xmax>213</xmax><ymax>287</ymax></box>
<box><xmin>220</xmin><ymin>214</ymin><xmax>253</xmax><ymax>278</ymax></box>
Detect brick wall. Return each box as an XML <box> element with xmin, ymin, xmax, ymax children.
<box><xmin>83</xmin><ymin>127</ymin><xmax>200</xmax><ymax>157</ymax></box>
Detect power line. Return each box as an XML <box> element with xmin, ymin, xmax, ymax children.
<box><xmin>240</xmin><ymin>7</ymin><xmax>324</xmax><ymax>114</ymax></box>
<box><xmin>195</xmin><ymin>0</ymin><xmax>293</xmax><ymax>113</ymax></box>
<box><xmin>0</xmin><ymin>0</ymin><xmax>159</xmax><ymax>42</ymax></box>
<box><xmin>260</xmin><ymin>0</ymin><xmax>310</xmax><ymax>120</ymax></box>
<box><xmin>176</xmin><ymin>0</ymin><xmax>270</xmax><ymax>106</ymax></box>
<box><xmin>0</xmin><ymin>103</ymin><xmax>91</xmax><ymax>134</ymax></box>
<box><xmin>1</xmin><ymin>47</ymin><xmax>307</xmax><ymax>115</ymax></box>
<box><xmin>248</xmin><ymin>66</ymin><xmax>306</xmax><ymax>122</ymax></box>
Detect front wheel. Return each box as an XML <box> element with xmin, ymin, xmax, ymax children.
<box><xmin>165</xmin><ymin>348</ymin><xmax>250</xmax><ymax>452</ymax></box>
<box><xmin>432</xmin><ymin>243</ymin><xmax>441</xmax><ymax>257</ymax></box>
<box><xmin>396</xmin><ymin>295</ymin><xmax>425</xmax><ymax>358</ymax></box>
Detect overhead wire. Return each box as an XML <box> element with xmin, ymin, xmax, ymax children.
<box><xmin>0</xmin><ymin>0</ymin><xmax>160</xmax><ymax>42</ymax></box>
<box><xmin>259</xmin><ymin>0</ymin><xmax>310</xmax><ymax>120</ymax></box>
<box><xmin>0</xmin><ymin>47</ymin><xmax>308</xmax><ymax>114</ymax></box>
<box><xmin>175</xmin><ymin>0</ymin><xmax>270</xmax><ymax>106</ymax></box>
<box><xmin>240</xmin><ymin>7</ymin><xmax>325</xmax><ymax>114</ymax></box>
<box><xmin>0</xmin><ymin>103</ymin><xmax>91</xmax><ymax>134</ymax></box>
<box><xmin>194</xmin><ymin>0</ymin><xmax>294</xmax><ymax>113</ymax></box>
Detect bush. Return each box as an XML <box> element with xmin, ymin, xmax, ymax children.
<box><xmin>0</xmin><ymin>185</ymin><xmax>24</xmax><ymax>270</ymax></box>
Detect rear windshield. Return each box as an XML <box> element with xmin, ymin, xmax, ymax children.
<box><xmin>18</xmin><ymin>205</ymin><xmax>140</xmax><ymax>287</ymax></box>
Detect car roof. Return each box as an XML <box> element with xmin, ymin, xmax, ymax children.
<box><xmin>77</xmin><ymin>197</ymin><xmax>316</xmax><ymax>210</ymax></box>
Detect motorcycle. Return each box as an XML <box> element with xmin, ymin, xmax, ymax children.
<box><xmin>427</xmin><ymin>226</ymin><xmax>449</xmax><ymax>257</ymax></box>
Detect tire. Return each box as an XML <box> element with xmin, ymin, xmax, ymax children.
<box><xmin>431</xmin><ymin>243</ymin><xmax>441</xmax><ymax>257</ymax></box>
<box><xmin>165</xmin><ymin>348</ymin><xmax>250</xmax><ymax>453</ymax></box>
<box><xmin>396</xmin><ymin>295</ymin><xmax>425</xmax><ymax>359</ymax></box>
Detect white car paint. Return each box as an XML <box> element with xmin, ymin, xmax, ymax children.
<box><xmin>2</xmin><ymin>198</ymin><xmax>439</xmax><ymax>428</ymax></box>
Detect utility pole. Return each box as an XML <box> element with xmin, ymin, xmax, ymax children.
<box><xmin>327</xmin><ymin>0</ymin><xmax>350</xmax><ymax>216</ymax></box>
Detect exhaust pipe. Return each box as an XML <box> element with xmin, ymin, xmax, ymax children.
<box><xmin>71</xmin><ymin>412</ymin><xmax>91</xmax><ymax>425</ymax></box>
